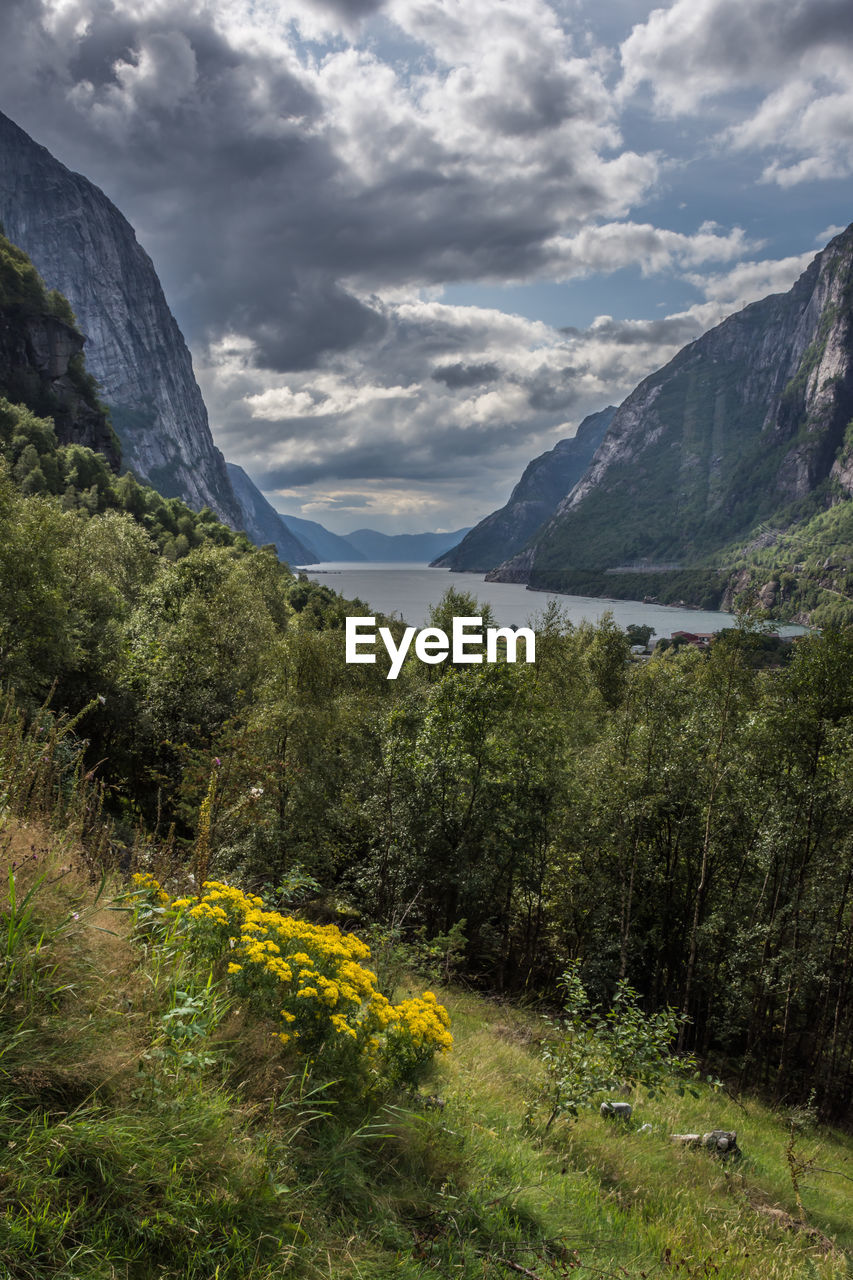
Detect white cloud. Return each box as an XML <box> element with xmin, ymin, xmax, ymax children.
<box><xmin>684</xmin><ymin>253</ymin><xmax>814</xmax><ymax>309</ymax></box>
<box><xmin>620</xmin><ymin>0</ymin><xmax>853</xmax><ymax>185</ymax></box>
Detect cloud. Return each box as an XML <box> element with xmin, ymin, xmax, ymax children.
<box><xmin>683</xmin><ymin>254</ymin><xmax>815</xmax><ymax>309</ymax></box>
<box><xmin>201</xmin><ymin>240</ymin><xmax>815</xmax><ymax>527</ymax></box>
<box><xmin>543</xmin><ymin>221</ymin><xmax>756</xmax><ymax>280</ymax></box>
<box><xmin>0</xmin><ymin>0</ymin><xmax>839</xmax><ymax>531</ymax></box>
<box><xmin>431</xmin><ymin>362</ymin><xmax>501</xmax><ymax>388</ymax></box>
<box><xmin>621</xmin><ymin>0</ymin><xmax>853</xmax><ymax>184</ymax></box>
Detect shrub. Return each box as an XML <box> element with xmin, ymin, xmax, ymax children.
<box><xmin>128</xmin><ymin>875</ymin><xmax>452</xmax><ymax>1087</ymax></box>
<box><xmin>538</xmin><ymin>962</ymin><xmax>699</xmax><ymax>1128</ymax></box>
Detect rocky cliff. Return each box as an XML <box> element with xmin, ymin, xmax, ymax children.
<box><xmin>490</xmin><ymin>223</ymin><xmax>853</xmax><ymax>608</ymax></box>
<box><xmin>435</xmin><ymin>407</ymin><xmax>615</xmax><ymax>572</ymax></box>
<box><xmin>0</xmin><ymin>110</ymin><xmax>243</xmax><ymax>527</ymax></box>
<box><xmin>225</xmin><ymin>463</ymin><xmax>315</xmax><ymax>566</ymax></box>
<box><xmin>0</xmin><ymin>231</ymin><xmax>119</xmax><ymax>464</ymax></box>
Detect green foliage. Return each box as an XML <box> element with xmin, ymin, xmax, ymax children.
<box><xmin>538</xmin><ymin>963</ymin><xmax>698</xmax><ymax>1127</ymax></box>
<box><xmin>0</xmin><ymin>234</ymin><xmax>66</xmax><ymax>317</ymax></box>
<box><xmin>722</xmin><ymin>494</ymin><xmax>853</xmax><ymax>625</ymax></box>
<box><xmin>625</xmin><ymin>623</ymin><xmax>654</xmax><ymax>647</ymax></box>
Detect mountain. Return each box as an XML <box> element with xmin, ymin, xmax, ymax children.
<box><xmin>489</xmin><ymin>223</ymin><xmax>853</xmax><ymax>621</ymax></box>
<box><xmin>0</xmin><ymin>110</ymin><xmax>246</xmax><ymax>527</ymax></box>
<box><xmin>345</xmin><ymin>527</ymin><xmax>472</xmax><ymax>562</ymax></box>
<box><xmin>273</xmin><ymin>514</ymin><xmax>362</xmax><ymax>562</ymax></box>
<box><xmin>0</xmin><ymin>232</ymin><xmax>119</xmax><ymax>467</ymax></box>
<box><xmin>433</xmin><ymin>407</ymin><xmax>615</xmax><ymax>571</ymax></box>
<box><xmin>225</xmin><ymin>464</ymin><xmax>316</xmax><ymax>565</ymax></box>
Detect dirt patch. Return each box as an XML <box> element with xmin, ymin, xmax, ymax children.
<box><xmin>752</xmin><ymin>1201</ymin><xmax>839</xmax><ymax>1255</ymax></box>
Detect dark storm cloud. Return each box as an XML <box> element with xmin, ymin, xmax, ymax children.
<box><xmin>255</xmin><ymin>409</ymin><xmax>551</xmax><ymax>488</ymax></box>
<box><xmin>0</xmin><ymin>0</ymin><xmax>662</xmax><ymax>372</ymax></box>
<box><xmin>431</xmin><ymin>362</ymin><xmax>500</xmax><ymax>388</ymax></box>
<box><xmin>244</xmin><ymin>278</ymin><xmax>388</xmax><ymax>372</ymax></box>
<box><xmin>1</xmin><ymin>0</ymin><xmax>807</xmax><ymax>525</ymax></box>
<box><xmin>525</xmin><ymin>367</ymin><xmax>581</xmax><ymax>412</ymax></box>
<box><xmin>308</xmin><ymin>0</ymin><xmax>388</xmax><ymax>19</ymax></box>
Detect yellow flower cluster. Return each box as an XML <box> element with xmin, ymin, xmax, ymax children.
<box><xmin>131</xmin><ymin>871</ymin><xmax>169</xmax><ymax>906</ymax></box>
<box><xmin>391</xmin><ymin>993</ymin><xmax>453</xmax><ymax>1053</ymax></box>
<box><xmin>130</xmin><ymin>875</ymin><xmax>452</xmax><ymax>1077</ymax></box>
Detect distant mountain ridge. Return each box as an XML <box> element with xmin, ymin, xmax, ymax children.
<box><xmin>346</xmin><ymin>527</ymin><xmax>471</xmax><ymax>562</ymax></box>
<box><xmin>229</xmin><ymin>462</ymin><xmax>470</xmax><ymax>563</ymax></box>
<box><xmin>433</xmin><ymin>407</ymin><xmax>615</xmax><ymax>571</ymax></box>
<box><xmin>277</xmin><ymin>513</ymin><xmax>367</xmax><ymax>563</ymax></box>
<box><xmin>488</xmin><ymin>223</ymin><xmax>853</xmax><ymax>623</ymax></box>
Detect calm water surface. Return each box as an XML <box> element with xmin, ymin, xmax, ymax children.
<box><xmin>298</xmin><ymin>563</ymin><xmax>807</xmax><ymax>638</ymax></box>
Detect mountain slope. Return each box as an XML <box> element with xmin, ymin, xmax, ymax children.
<box><xmin>346</xmin><ymin>526</ymin><xmax>472</xmax><ymax>562</ymax></box>
<box><xmin>0</xmin><ymin>110</ymin><xmax>243</xmax><ymax>527</ymax></box>
<box><xmin>274</xmin><ymin>513</ymin><xmax>365</xmax><ymax>561</ymax></box>
<box><xmin>434</xmin><ymin>407</ymin><xmax>615</xmax><ymax>571</ymax></box>
<box><xmin>226</xmin><ymin>463</ymin><xmax>315</xmax><ymax>565</ymax></box>
<box><xmin>490</xmin><ymin>224</ymin><xmax>853</xmax><ymax>617</ymax></box>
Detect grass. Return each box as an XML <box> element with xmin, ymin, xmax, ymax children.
<box><xmin>430</xmin><ymin>989</ymin><xmax>853</xmax><ymax>1278</ymax></box>
<box><xmin>0</xmin><ymin>824</ymin><xmax>851</xmax><ymax>1279</ymax></box>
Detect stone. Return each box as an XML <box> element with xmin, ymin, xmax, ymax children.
<box><xmin>600</xmin><ymin>1101</ymin><xmax>632</xmax><ymax>1121</ymax></box>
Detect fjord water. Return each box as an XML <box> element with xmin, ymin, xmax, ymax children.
<box><xmin>299</xmin><ymin>563</ymin><xmax>799</xmax><ymax>636</ymax></box>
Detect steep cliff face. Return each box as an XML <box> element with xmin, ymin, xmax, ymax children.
<box><xmin>491</xmin><ymin>224</ymin><xmax>853</xmax><ymax>596</ymax></box>
<box><xmin>0</xmin><ymin>306</ymin><xmax>119</xmax><ymax>464</ymax></box>
<box><xmin>0</xmin><ymin>111</ymin><xmax>242</xmax><ymax>527</ymax></box>
<box><xmin>226</xmin><ymin>464</ymin><xmax>316</xmax><ymax>565</ymax></box>
<box><xmin>435</xmin><ymin>406</ymin><xmax>615</xmax><ymax>571</ymax></box>
<box><xmin>0</xmin><ymin>230</ymin><xmax>119</xmax><ymax>464</ymax></box>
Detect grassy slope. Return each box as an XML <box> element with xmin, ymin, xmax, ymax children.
<box><xmin>1</xmin><ymin>824</ymin><xmax>851</xmax><ymax>1280</ymax></box>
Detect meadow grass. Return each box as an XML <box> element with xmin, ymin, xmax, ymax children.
<box><xmin>0</xmin><ymin>826</ymin><xmax>850</xmax><ymax>1279</ymax></box>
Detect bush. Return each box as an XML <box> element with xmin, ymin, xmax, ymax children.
<box><xmin>537</xmin><ymin>962</ymin><xmax>699</xmax><ymax>1128</ymax></box>
<box><xmin>128</xmin><ymin>875</ymin><xmax>452</xmax><ymax>1088</ymax></box>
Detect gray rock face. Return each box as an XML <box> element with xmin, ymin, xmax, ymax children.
<box><xmin>490</xmin><ymin>224</ymin><xmax>853</xmax><ymax>587</ymax></box>
<box><xmin>436</xmin><ymin>407</ymin><xmax>616</xmax><ymax>572</ymax></box>
<box><xmin>600</xmin><ymin>1101</ymin><xmax>633</xmax><ymax>1121</ymax></box>
<box><xmin>0</xmin><ymin>111</ymin><xmax>242</xmax><ymax>527</ymax></box>
<box><xmin>0</xmin><ymin>305</ymin><xmax>119</xmax><ymax>465</ymax></box>
<box><xmin>226</xmin><ymin>463</ymin><xmax>315</xmax><ymax>566</ymax></box>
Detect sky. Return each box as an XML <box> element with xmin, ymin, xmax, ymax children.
<box><xmin>2</xmin><ymin>0</ymin><xmax>853</xmax><ymax>534</ymax></box>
